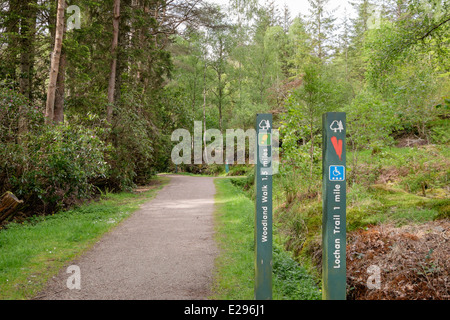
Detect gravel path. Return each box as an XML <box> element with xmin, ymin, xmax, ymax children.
<box><xmin>36</xmin><ymin>175</ymin><xmax>218</xmax><ymax>300</ymax></box>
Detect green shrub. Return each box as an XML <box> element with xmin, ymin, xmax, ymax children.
<box><xmin>278</xmin><ymin>167</ymin><xmax>301</xmax><ymax>204</ymax></box>
<box><xmin>204</xmin><ymin>164</ymin><xmax>225</xmax><ymax>176</ymax></box>
<box><xmin>429</xmin><ymin>119</ymin><xmax>450</xmax><ymax>144</ymax></box>
<box><xmin>0</xmin><ymin>88</ymin><xmax>110</xmax><ymax>214</ymax></box>
<box><xmin>107</xmin><ymin>101</ymin><xmax>157</xmax><ymax>190</ymax></box>
<box><xmin>3</xmin><ymin>124</ymin><xmax>109</xmax><ymax>213</ymax></box>
<box><xmin>226</xmin><ymin>164</ymin><xmax>252</xmax><ymax>176</ymax></box>
<box><xmin>0</xmin><ymin>87</ymin><xmax>43</xmax><ymax>143</ymax></box>
<box><xmin>273</xmin><ymin>244</ymin><xmax>321</xmax><ymax>300</ymax></box>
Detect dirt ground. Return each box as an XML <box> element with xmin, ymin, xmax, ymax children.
<box><xmin>34</xmin><ymin>175</ymin><xmax>218</xmax><ymax>300</ymax></box>
<box><xmin>347</xmin><ymin>220</ymin><xmax>449</xmax><ymax>300</ymax></box>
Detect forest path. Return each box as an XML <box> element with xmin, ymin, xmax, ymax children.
<box><xmin>36</xmin><ymin>175</ymin><xmax>218</xmax><ymax>300</ymax></box>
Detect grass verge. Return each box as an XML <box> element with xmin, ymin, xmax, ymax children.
<box><xmin>210</xmin><ymin>178</ymin><xmax>321</xmax><ymax>300</ymax></box>
<box><xmin>0</xmin><ymin>176</ymin><xmax>169</xmax><ymax>300</ymax></box>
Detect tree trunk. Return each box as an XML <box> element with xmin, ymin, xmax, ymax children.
<box><xmin>19</xmin><ymin>0</ymin><xmax>37</xmax><ymax>101</ymax></box>
<box><xmin>309</xmin><ymin>116</ymin><xmax>314</xmax><ymax>183</ymax></box>
<box><xmin>54</xmin><ymin>48</ymin><xmax>66</xmax><ymax>124</ymax></box>
<box><xmin>218</xmin><ymin>72</ymin><xmax>223</xmax><ymax>133</ymax></box>
<box><xmin>5</xmin><ymin>0</ymin><xmax>19</xmax><ymax>86</ymax></box>
<box><xmin>17</xmin><ymin>0</ymin><xmax>37</xmax><ymax>137</ymax></box>
<box><xmin>0</xmin><ymin>192</ymin><xmax>23</xmax><ymax>225</ymax></box>
<box><xmin>45</xmin><ymin>0</ymin><xmax>65</xmax><ymax>125</ymax></box>
<box><xmin>107</xmin><ymin>0</ymin><xmax>121</xmax><ymax>123</ymax></box>
<box><xmin>318</xmin><ymin>11</ymin><xmax>322</xmax><ymax>60</ymax></box>
<box><xmin>114</xmin><ymin>0</ymin><xmax>131</xmax><ymax>105</ymax></box>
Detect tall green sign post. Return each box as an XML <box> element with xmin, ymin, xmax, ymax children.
<box><xmin>322</xmin><ymin>112</ymin><xmax>347</xmax><ymax>300</ymax></box>
<box><xmin>255</xmin><ymin>113</ymin><xmax>273</xmax><ymax>300</ymax></box>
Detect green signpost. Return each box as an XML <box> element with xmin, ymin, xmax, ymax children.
<box><xmin>322</xmin><ymin>112</ymin><xmax>347</xmax><ymax>300</ymax></box>
<box><xmin>255</xmin><ymin>113</ymin><xmax>273</xmax><ymax>300</ymax></box>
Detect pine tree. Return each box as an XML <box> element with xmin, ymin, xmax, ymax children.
<box><xmin>288</xmin><ymin>16</ymin><xmax>312</xmax><ymax>75</ymax></box>
<box><xmin>282</xmin><ymin>2</ymin><xmax>292</xmax><ymax>33</ymax></box>
<box><xmin>306</xmin><ymin>0</ymin><xmax>336</xmax><ymax>63</ymax></box>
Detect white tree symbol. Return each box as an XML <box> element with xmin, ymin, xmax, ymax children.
<box><xmin>259</xmin><ymin>120</ymin><xmax>270</xmax><ymax>130</ymax></box>
<box><xmin>330</xmin><ymin>120</ymin><xmax>344</xmax><ymax>133</ymax></box>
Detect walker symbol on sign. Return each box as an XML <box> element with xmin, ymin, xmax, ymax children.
<box><xmin>330</xmin><ymin>120</ymin><xmax>344</xmax><ymax>133</ymax></box>
<box><xmin>329</xmin><ymin>165</ymin><xmax>345</xmax><ymax>181</ymax></box>
<box><xmin>259</xmin><ymin>133</ymin><xmax>271</xmax><ymax>146</ymax></box>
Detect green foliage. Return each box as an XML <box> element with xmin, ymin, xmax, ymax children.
<box><xmin>279</xmin><ymin>103</ymin><xmax>314</xmax><ymax>167</ymax></box>
<box><xmin>226</xmin><ymin>164</ymin><xmax>252</xmax><ymax>176</ymax></box>
<box><xmin>0</xmin><ymin>87</ymin><xmax>110</xmax><ymax>214</ymax></box>
<box><xmin>2</xmin><ymin>123</ymin><xmax>108</xmax><ymax>213</ymax></box>
<box><xmin>272</xmin><ymin>244</ymin><xmax>321</xmax><ymax>300</ymax></box>
<box><xmin>108</xmin><ymin>102</ymin><xmax>155</xmax><ymax>190</ymax></box>
<box><xmin>204</xmin><ymin>163</ymin><xmax>226</xmax><ymax>176</ymax></box>
<box><xmin>346</xmin><ymin>88</ymin><xmax>400</xmax><ymax>151</ymax></box>
<box><xmin>0</xmin><ymin>0</ymin><xmax>175</xmax><ymax>217</ymax></box>
<box><xmin>365</xmin><ymin>0</ymin><xmax>450</xmax><ymax>86</ymax></box>
<box><xmin>287</xmin><ymin>17</ymin><xmax>312</xmax><ymax>75</ymax></box>
<box><xmin>279</xmin><ymin>64</ymin><xmax>347</xmax><ymax>194</ymax></box>
<box><xmin>362</xmin><ymin>1</ymin><xmax>449</xmax><ymax>140</ymax></box>
<box><xmin>0</xmin><ymin>86</ymin><xmax>43</xmax><ymax>142</ymax></box>
<box><xmin>429</xmin><ymin>118</ymin><xmax>450</xmax><ymax>144</ymax></box>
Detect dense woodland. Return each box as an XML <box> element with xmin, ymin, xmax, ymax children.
<box><xmin>0</xmin><ymin>0</ymin><xmax>449</xmax><ymax>217</ymax></box>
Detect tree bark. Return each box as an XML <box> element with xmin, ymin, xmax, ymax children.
<box><xmin>17</xmin><ymin>0</ymin><xmax>37</xmax><ymax>137</ymax></box>
<box><xmin>218</xmin><ymin>71</ymin><xmax>223</xmax><ymax>133</ymax></box>
<box><xmin>45</xmin><ymin>0</ymin><xmax>65</xmax><ymax>125</ymax></box>
<box><xmin>19</xmin><ymin>0</ymin><xmax>37</xmax><ymax>101</ymax></box>
<box><xmin>54</xmin><ymin>48</ymin><xmax>66</xmax><ymax>124</ymax></box>
<box><xmin>5</xmin><ymin>0</ymin><xmax>19</xmax><ymax>86</ymax></box>
<box><xmin>107</xmin><ymin>0</ymin><xmax>121</xmax><ymax>123</ymax></box>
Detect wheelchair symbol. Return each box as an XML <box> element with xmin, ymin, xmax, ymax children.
<box><xmin>329</xmin><ymin>165</ymin><xmax>345</xmax><ymax>181</ymax></box>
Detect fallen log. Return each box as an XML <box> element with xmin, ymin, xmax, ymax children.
<box><xmin>0</xmin><ymin>192</ymin><xmax>24</xmax><ymax>224</ymax></box>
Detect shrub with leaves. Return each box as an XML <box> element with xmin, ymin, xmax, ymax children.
<box><xmin>107</xmin><ymin>100</ymin><xmax>156</xmax><ymax>190</ymax></box>
<box><xmin>4</xmin><ymin>124</ymin><xmax>109</xmax><ymax>213</ymax></box>
<box><xmin>0</xmin><ymin>87</ymin><xmax>109</xmax><ymax>214</ymax></box>
<box><xmin>0</xmin><ymin>87</ymin><xmax>43</xmax><ymax>143</ymax></box>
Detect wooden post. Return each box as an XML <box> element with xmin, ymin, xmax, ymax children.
<box><xmin>254</xmin><ymin>113</ymin><xmax>273</xmax><ymax>300</ymax></box>
<box><xmin>322</xmin><ymin>112</ymin><xmax>347</xmax><ymax>300</ymax></box>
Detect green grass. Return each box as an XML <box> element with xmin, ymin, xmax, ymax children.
<box><xmin>225</xmin><ymin>143</ymin><xmax>448</xmax><ymax>291</ymax></box>
<box><xmin>274</xmin><ymin>176</ymin><xmax>448</xmax><ymax>259</ymax></box>
<box><xmin>210</xmin><ymin>178</ymin><xmax>321</xmax><ymax>300</ymax></box>
<box><xmin>0</xmin><ymin>176</ymin><xmax>169</xmax><ymax>300</ymax></box>
<box><xmin>210</xmin><ymin>178</ymin><xmax>255</xmax><ymax>299</ymax></box>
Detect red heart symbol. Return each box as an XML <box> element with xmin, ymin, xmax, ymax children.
<box><xmin>331</xmin><ymin>136</ymin><xmax>343</xmax><ymax>160</ymax></box>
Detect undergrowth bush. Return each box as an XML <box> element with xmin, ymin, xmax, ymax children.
<box><xmin>2</xmin><ymin>124</ymin><xmax>109</xmax><ymax>214</ymax></box>
<box><xmin>0</xmin><ymin>87</ymin><xmax>109</xmax><ymax>215</ymax></box>
<box><xmin>107</xmin><ymin>100</ymin><xmax>157</xmax><ymax>190</ymax></box>
<box><xmin>273</xmin><ymin>244</ymin><xmax>321</xmax><ymax>300</ymax></box>
<box><xmin>0</xmin><ymin>87</ymin><xmax>42</xmax><ymax>143</ymax></box>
